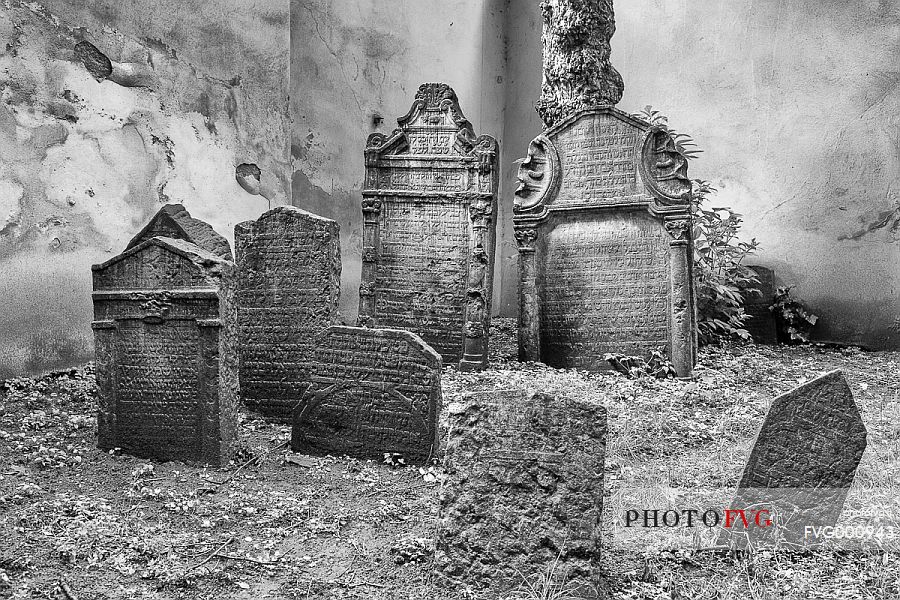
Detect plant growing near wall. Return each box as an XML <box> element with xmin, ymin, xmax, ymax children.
<box><xmin>770</xmin><ymin>286</ymin><xmax>819</xmax><ymax>343</ymax></box>
<box><xmin>637</xmin><ymin>107</ymin><xmax>761</xmax><ymax>345</ymax></box>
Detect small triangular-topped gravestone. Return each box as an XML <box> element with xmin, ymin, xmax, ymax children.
<box><xmin>723</xmin><ymin>371</ymin><xmax>867</xmax><ymax>547</ymax></box>
<box><xmin>743</xmin><ymin>265</ymin><xmax>777</xmax><ymax>344</ymax></box>
<box><xmin>127</xmin><ymin>203</ymin><xmax>232</xmax><ymax>260</ymax></box>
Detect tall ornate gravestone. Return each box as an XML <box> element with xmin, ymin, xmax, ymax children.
<box><xmin>436</xmin><ymin>389</ymin><xmax>607</xmax><ymax>597</ymax></box>
<box><xmin>292</xmin><ymin>326</ymin><xmax>441</xmax><ymax>464</ymax></box>
<box><xmin>514</xmin><ymin>0</ymin><xmax>697</xmax><ymax>376</ymax></box>
<box><xmin>743</xmin><ymin>265</ymin><xmax>778</xmax><ymax>344</ymax></box>
<box><xmin>358</xmin><ymin>83</ymin><xmax>499</xmax><ymax>371</ymax></box>
<box><xmin>234</xmin><ymin>206</ymin><xmax>341</xmax><ymax>421</ymax></box>
<box><xmin>127</xmin><ymin>203</ymin><xmax>233</xmax><ymax>259</ymax></box>
<box><xmin>92</xmin><ymin>236</ymin><xmax>238</xmax><ymax>466</ymax></box>
<box><xmin>723</xmin><ymin>371</ymin><xmax>867</xmax><ymax>547</ymax></box>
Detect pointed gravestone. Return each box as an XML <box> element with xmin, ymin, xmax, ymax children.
<box><xmin>514</xmin><ymin>0</ymin><xmax>697</xmax><ymax>376</ymax></box>
<box><xmin>436</xmin><ymin>389</ymin><xmax>607</xmax><ymax>598</ymax></box>
<box><xmin>127</xmin><ymin>203</ymin><xmax>232</xmax><ymax>260</ymax></box>
<box><xmin>743</xmin><ymin>265</ymin><xmax>778</xmax><ymax>344</ymax></box>
<box><xmin>723</xmin><ymin>371</ymin><xmax>867</xmax><ymax>546</ymax></box>
<box><xmin>291</xmin><ymin>326</ymin><xmax>441</xmax><ymax>464</ymax></box>
<box><xmin>234</xmin><ymin>206</ymin><xmax>341</xmax><ymax>421</ymax></box>
<box><xmin>358</xmin><ymin>83</ymin><xmax>499</xmax><ymax>371</ymax></box>
<box><xmin>92</xmin><ymin>237</ymin><xmax>238</xmax><ymax>466</ymax></box>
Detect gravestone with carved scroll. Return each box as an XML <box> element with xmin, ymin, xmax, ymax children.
<box><xmin>436</xmin><ymin>389</ymin><xmax>607</xmax><ymax>597</ymax></box>
<box><xmin>234</xmin><ymin>206</ymin><xmax>341</xmax><ymax>421</ymax></box>
<box><xmin>291</xmin><ymin>326</ymin><xmax>441</xmax><ymax>464</ymax></box>
<box><xmin>91</xmin><ymin>236</ymin><xmax>238</xmax><ymax>466</ymax></box>
<box><xmin>358</xmin><ymin>83</ymin><xmax>498</xmax><ymax>371</ymax></box>
<box><xmin>513</xmin><ymin>0</ymin><xmax>697</xmax><ymax>376</ymax></box>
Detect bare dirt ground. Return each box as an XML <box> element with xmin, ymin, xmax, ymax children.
<box><xmin>1</xmin><ymin>319</ymin><xmax>898</xmax><ymax>599</ymax></box>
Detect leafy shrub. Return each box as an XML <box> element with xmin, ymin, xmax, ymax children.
<box><xmin>770</xmin><ymin>286</ymin><xmax>818</xmax><ymax>343</ymax></box>
<box><xmin>604</xmin><ymin>350</ymin><xmax>677</xmax><ymax>379</ymax></box>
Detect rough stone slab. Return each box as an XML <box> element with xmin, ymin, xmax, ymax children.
<box><xmin>127</xmin><ymin>203</ymin><xmax>233</xmax><ymax>260</ymax></box>
<box><xmin>92</xmin><ymin>236</ymin><xmax>238</xmax><ymax>466</ymax></box>
<box><xmin>725</xmin><ymin>370</ymin><xmax>867</xmax><ymax>546</ymax></box>
<box><xmin>358</xmin><ymin>83</ymin><xmax>498</xmax><ymax>371</ymax></box>
<box><xmin>291</xmin><ymin>326</ymin><xmax>441</xmax><ymax>464</ymax></box>
<box><xmin>743</xmin><ymin>265</ymin><xmax>777</xmax><ymax>344</ymax></box>
<box><xmin>234</xmin><ymin>206</ymin><xmax>341</xmax><ymax>421</ymax></box>
<box><xmin>436</xmin><ymin>389</ymin><xmax>607</xmax><ymax>598</ymax></box>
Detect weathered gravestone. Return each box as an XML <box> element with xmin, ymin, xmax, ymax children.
<box><xmin>127</xmin><ymin>203</ymin><xmax>233</xmax><ymax>259</ymax></box>
<box><xmin>92</xmin><ymin>236</ymin><xmax>238</xmax><ymax>466</ymax></box>
<box><xmin>234</xmin><ymin>206</ymin><xmax>341</xmax><ymax>421</ymax></box>
<box><xmin>436</xmin><ymin>389</ymin><xmax>607</xmax><ymax>598</ymax></box>
<box><xmin>724</xmin><ymin>370</ymin><xmax>867</xmax><ymax>546</ymax></box>
<box><xmin>742</xmin><ymin>265</ymin><xmax>777</xmax><ymax>344</ymax></box>
<box><xmin>358</xmin><ymin>82</ymin><xmax>499</xmax><ymax>371</ymax></box>
<box><xmin>514</xmin><ymin>0</ymin><xmax>697</xmax><ymax>376</ymax></box>
<box><xmin>291</xmin><ymin>326</ymin><xmax>441</xmax><ymax>463</ymax></box>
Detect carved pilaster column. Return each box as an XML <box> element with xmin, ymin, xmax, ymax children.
<box><xmin>460</xmin><ymin>197</ymin><xmax>494</xmax><ymax>371</ymax></box>
<box><xmin>515</xmin><ymin>227</ymin><xmax>541</xmax><ymax>362</ymax></box>
<box><xmin>665</xmin><ymin>218</ymin><xmax>695</xmax><ymax>377</ymax></box>
<box><xmin>357</xmin><ymin>197</ymin><xmax>381</xmax><ymax>327</ymax></box>
<box><xmin>536</xmin><ymin>0</ymin><xmax>624</xmax><ymax>128</ymax></box>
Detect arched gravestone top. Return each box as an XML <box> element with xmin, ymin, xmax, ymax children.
<box><xmin>513</xmin><ymin>106</ymin><xmax>697</xmax><ymax>376</ymax></box>
<box><xmin>725</xmin><ymin>370</ymin><xmax>868</xmax><ymax>547</ymax></box>
<box><xmin>127</xmin><ymin>203</ymin><xmax>233</xmax><ymax>260</ymax></box>
<box><xmin>291</xmin><ymin>326</ymin><xmax>441</xmax><ymax>464</ymax></box>
<box><xmin>91</xmin><ymin>236</ymin><xmax>238</xmax><ymax>466</ymax></box>
<box><xmin>234</xmin><ymin>205</ymin><xmax>341</xmax><ymax>422</ymax></box>
<box><xmin>358</xmin><ymin>83</ymin><xmax>499</xmax><ymax>372</ymax></box>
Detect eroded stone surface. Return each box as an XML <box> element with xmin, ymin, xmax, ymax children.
<box><xmin>234</xmin><ymin>206</ymin><xmax>341</xmax><ymax>421</ymax></box>
<box><xmin>291</xmin><ymin>326</ymin><xmax>441</xmax><ymax>463</ymax></box>
<box><xmin>436</xmin><ymin>389</ymin><xmax>607</xmax><ymax>597</ymax></box>
<box><xmin>358</xmin><ymin>83</ymin><xmax>498</xmax><ymax>371</ymax></box>
<box><xmin>726</xmin><ymin>370</ymin><xmax>867</xmax><ymax>546</ymax></box>
<box><xmin>92</xmin><ymin>236</ymin><xmax>238</xmax><ymax>466</ymax></box>
<box><xmin>514</xmin><ymin>108</ymin><xmax>697</xmax><ymax>375</ymax></box>
<box><xmin>127</xmin><ymin>204</ymin><xmax>233</xmax><ymax>260</ymax></box>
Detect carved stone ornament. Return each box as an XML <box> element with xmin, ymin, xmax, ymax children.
<box><xmin>664</xmin><ymin>219</ymin><xmax>691</xmax><ymax>241</ymax></box>
<box><xmin>514</xmin><ymin>228</ymin><xmax>538</xmax><ymax>251</ymax></box>
<box><xmin>514</xmin><ymin>135</ymin><xmax>560</xmax><ymax>213</ymax></box>
<box><xmin>640</xmin><ymin>127</ymin><xmax>693</xmax><ymax>205</ymax></box>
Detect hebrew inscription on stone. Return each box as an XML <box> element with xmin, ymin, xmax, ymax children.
<box><xmin>234</xmin><ymin>206</ymin><xmax>341</xmax><ymax>421</ymax></box>
<box><xmin>725</xmin><ymin>371</ymin><xmax>867</xmax><ymax>547</ymax></box>
<box><xmin>359</xmin><ymin>82</ymin><xmax>498</xmax><ymax>371</ymax></box>
<box><xmin>514</xmin><ymin>107</ymin><xmax>697</xmax><ymax>376</ymax></box>
<box><xmin>436</xmin><ymin>389</ymin><xmax>607</xmax><ymax>598</ymax></box>
<box><xmin>291</xmin><ymin>326</ymin><xmax>441</xmax><ymax>464</ymax></box>
<box><xmin>92</xmin><ymin>236</ymin><xmax>238</xmax><ymax>466</ymax></box>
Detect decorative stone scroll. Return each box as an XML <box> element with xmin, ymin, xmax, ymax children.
<box><xmin>513</xmin><ymin>107</ymin><xmax>697</xmax><ymax>376</ymax></box>
<box><xmin>358</xmin><ymin>83</ymin><xmax>499</xmax><ymax>371</ymax></box>
<box><xmin>127</xmin><ymin>203</ymin><xmax>233</xmax><ymax>260</ymax></box>
<box><xmin>291</xmin><ymin>326</ymin><xmax>441</xmax><ymax>464</ymax></box>
<box><xmin>724</xmin><ymin>371</ymin><xmax>867</xmax><ymax>546</ymax></box>
<box><xmin>91</xmin><ymin>236</ymin><xmax>238</xmax><ymax>466</ymax></box>
<box><xmin>234</xmin><ymin>206</ymin><xmax>341</xmax><ymax>421</ymax></box>
<box><xmin>436</xmin><ymin>389</ymin><xmax>607</xmax><ymax>598</ymax></box>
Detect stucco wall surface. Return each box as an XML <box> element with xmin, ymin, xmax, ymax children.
<box><xmin>0</xmin><ymin>0</ymin><xmax>289</xmax><ymax>378</ymax></box>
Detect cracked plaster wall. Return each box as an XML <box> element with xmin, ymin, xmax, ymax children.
<box><xmin>0</xmin><ymin>0</ymin><xmax>289</xmax><ymax>377</ymax></box>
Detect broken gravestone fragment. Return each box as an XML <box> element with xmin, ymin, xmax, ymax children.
<box><xmin>291</xmin><ymin>326</ymin><xmax>441</xmax><ymax>464</ymax></box>
<box><xmin>92</xmin><ymin>236</ymin><xmax>238</xmax><ymax>466</ymax></box>
<box><xmin>234</xmin><ymin>206</ymin><xmax>341</xmax><ymax>421</ymax></box>
<box><xmin>436</xmin><ymin>389</ymin><xmax>607</xmax><ymax>598</ymax></box>
<box><xmin>127</xmin><ymin>203</ymin><xmax>232</xmax><ymax>260</ymax></box>
<box><xmin>358</xmin><ymin>82</ymin><xmax>499</xmax><ymax>371</ymax></box>
<box><xmin>723</xmin><ymin>370</ymin><xmax>867</xmax><ymax>547</ymax></box>
<box><xmin>742</xmin><ymin>265</ymin><xmax>777</xmax><ymax>344</ymax></box>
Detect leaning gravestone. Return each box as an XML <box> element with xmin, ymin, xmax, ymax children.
<box><xmin>358</xmin><ymin>82</ymin><xmax>499</xmax><ymax>371</ymax></box>
<box><xmin>724</xmin><ymin>370</ymin><xmax>867</xmax><ymax>546</ymax></box>
<box><xmin>92</xmin><ymin>236</ymin><xmax>238</xmax><ymax>466</ymax></box>
<box><xmin>514</xmin><ymin>0</ymin><xmax>697</xmax><ymax>376</ymax></box>
<box><xmin>436</xmin><ymin>389</ymin><xmax>607</xmax><ymax>598</ymax></box>
<box><xmin>234</xmin><ymin>206</ymin><xmax>341</xmax><ymax>421</ymax></box>
<box><xmin>127</xmin><ymin>203</ymin><xmax>233</xmax><ymax>259</ymax></box>
<box><xmin>291</xmin><ymin>326</ymin><xmax>441</xmax><ymax>464</ymax></box>
<box><xmin>742</xmin><ymin>265</ymin><xmax>777</xmax><ymax>344</ymax></box>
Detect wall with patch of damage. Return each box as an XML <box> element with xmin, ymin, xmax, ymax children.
<box><xmin>294</xmin><ymin>0</ymin><xmax>900</xmax><ymax>350</ymax></box>
<box><xmin>0</xmin><ymin>0</ymin><xmax>289</xmax><ymax>377</ymax></box>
